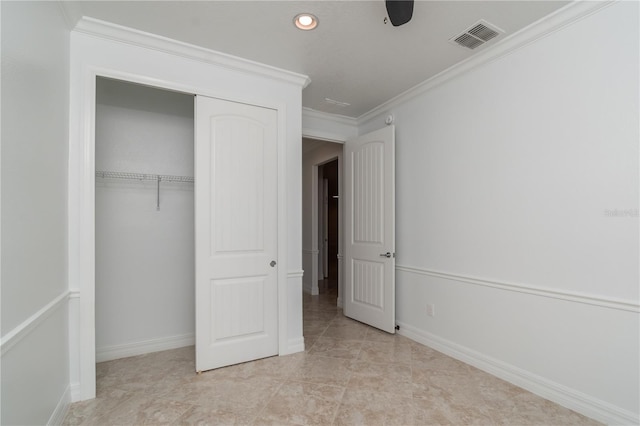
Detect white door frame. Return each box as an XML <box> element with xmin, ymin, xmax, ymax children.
<box><xmin>70</xmin><ymin>66</ymin><xmax>290</xmax><ymax>400</ymax></box>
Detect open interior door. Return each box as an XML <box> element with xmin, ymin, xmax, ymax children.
<box><xmin>344</xmin><ymin>126</ymin><xmax>396</xmax><ymax>333</ymax></box>
<box><xmin>194</xmin><ymin>95</ymin><xmax>278</xmax><ymax>372</ymax></box>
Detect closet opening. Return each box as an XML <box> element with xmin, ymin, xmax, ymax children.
<box><xmin>94</xmin><ymin>77</ymin><xmax>196</xmax><ymax>371</ymax></box>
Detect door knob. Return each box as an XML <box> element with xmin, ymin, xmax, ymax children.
<box><xmin>379</xmin><ymin>252</ymin><xmax>392</xmax><ymax>258</ymax></box>
<box><xmin>270</xmin><ymin>260</ymin><xmax>277</xmax><ymax>267</ymax></box>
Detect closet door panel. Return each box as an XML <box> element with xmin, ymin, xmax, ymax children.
<box><xmin>195</xmin><ymin>95</ymin><xmax>278</xmax><ymax>372</ymax></box>
<box><xmin>211</xmin><ymin>116</ymin><xmax>265</xmax><ymax>254</ymax></box>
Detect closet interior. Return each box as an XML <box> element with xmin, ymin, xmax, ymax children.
<box><xmin>94</xmin><ymin>77</ymin><xmax>195</xmax><ymax>363</ymax></box>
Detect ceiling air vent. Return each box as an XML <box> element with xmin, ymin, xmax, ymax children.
<box><xmin>324</xmin><ymin>98</ymin><xmax>350</xmax><ymax>108</ymax></box>
<box><xmin>450</xmin><ymin>20</ymin><xmax>503</xmax><ymax>50</ymax></box>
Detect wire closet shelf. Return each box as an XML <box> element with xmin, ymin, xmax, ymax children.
<box><xmin>95</xmin><ymin>170</ymin><xmax>194</xmax><ymax>210</ymax></box>
<box><xmin>95</xmin><ymin>170</ymin><xmax>194</xmax><ymax>183</ymax></box>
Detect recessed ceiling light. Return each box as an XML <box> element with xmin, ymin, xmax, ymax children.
<box><xmin>294</xmin><ymin>13</ymin><xmax>318</xmax><ymax>31</ymax></box>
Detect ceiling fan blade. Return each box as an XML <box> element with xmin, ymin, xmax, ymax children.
<box><xmin>385</xmin><ymin>0</ymin><xmax>414</xmax><ymax>27</ymax></box>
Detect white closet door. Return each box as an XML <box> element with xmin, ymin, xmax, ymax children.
<box><xmin>344</xmin><ymin>126</ymin><xmax>396</xmax><ymax>333</ymax></box>
<box><xmin>194</xmin><ymin>95</ymin><xmax>278</xmax><ymax>372</ymax></box>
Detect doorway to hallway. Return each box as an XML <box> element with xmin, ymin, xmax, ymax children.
<box><xmin>301</xmin><ymin>138</ymin><xmax>343</xmax><ymax>305</ymax></box>
<box><xmin>320</xmin><ymin>159</ymin><xmax>339</xmax><ymax>294</ymax></box>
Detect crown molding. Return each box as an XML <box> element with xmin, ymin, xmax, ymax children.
<box><xmin>302</xmin><ymin>107</ymin><xmax>358</xmax><ymax>127</ymax></box>
<box><xmin>357</xmin><ymin>0</ymin><xmax>615</xmax><ymax>125</ymax></box>
<box><xmin>73</xmin><ymin>17</ymin><xmax>311</xmax><ymax>89</ymax></box>
<box><xmin>302</xmin><ymin>107</ymin><xmax>358</xmax><ymax>142</ymax></box>
<box><xmin>57</xmin><ymin>2</ymin><xmax>75</xmax><ymax>31</ymax></box>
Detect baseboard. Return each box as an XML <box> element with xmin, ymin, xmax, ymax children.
<box><xmin>285</xmin><ymin>337</ymin><xmax>305</xmax><ymax>355</ymax></box>
<box><xmin>302</xmin><ymin>281</ymin><xmax>319</xmax><ymax>296</ymax></box>
<box><xmin>337</xmin><ymin>297</ymin><xmax>343</xmax><ymax>308</ymax></box>
<box><xmin>396</xmin><ymin>321</ymin><xmax>638</xmax><ymax>425</ymax></box>
<box><xmin>96</xmin><ymin>333</ymin><xmax>194</xmax><ymax>362</ymax></box>
<box><xmin>47</xmin><ymin>384</ymin><xmax>71</xmax><ymax>425</ymax></box>
<box><xmin>70</xmin><ymin>382</ymin><xmax>81</xmax><ymax>403</ymax></box>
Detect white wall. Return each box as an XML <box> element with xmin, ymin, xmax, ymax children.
<box><xmin>360</xmin><ymin>2</ymin><xmax>639</xmax><ymax>424</ymax></box>
<box><xmin>1</xmin><ymin>1</ymin><xmax>71</xmax><ymax>424</ymax></box>
<box><xmin>302</xmin><ymin>141</ymin><xmax>343</xmax><ymax>296</ymax></box>
<box><xmin>95</xmin><ymin>78</ymin><xmax>194</xmax><ymax>360</ymax></box>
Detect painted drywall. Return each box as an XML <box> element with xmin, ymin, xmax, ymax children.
<box><xmin>1</xmin><ymin>1</ymin><xmax>71</xmax><ymax>424</ymax></box>
<box><xmin>302</xmin><ymin>141</ymin><xmax>343</xmax><ymax>295</ymax></box>
<box><xmin>69</xmin><ymin>23</ymin><xmax>307</xmax><ymax>399</ymax></box>
<box><xmin>95</xmin><ymin>78</ymin><xmax>194</xmax><ymax>359</ymax></box>
<box><xmin>1</xmin><ymin>304</ymin><xmax>69</xmax><ymax>425</ymax></box>
<box><xmin>359</xmin><ymin>2</ymin><xmax>639</xmax><ymax>423</ymax></box>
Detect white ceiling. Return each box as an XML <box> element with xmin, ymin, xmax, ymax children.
<box><xmin>62</xmin><ymin>1</ymin><xmax>569</xmax><ymax>118</ymax></box>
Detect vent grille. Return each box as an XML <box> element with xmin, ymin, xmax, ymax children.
<box><xmin>450</xmin><ymin>20</ymin><xmax>503</xmax><ymax>50</ymax></box>
<box><xmin>324</xmin><ymin>98</ymin><xmax>351</xmax><ymax>108</ymax></box>
<box><xmin>454</xmin><ymin>33</ymin><xmax>485</xmax><ymax>50</ymax></box>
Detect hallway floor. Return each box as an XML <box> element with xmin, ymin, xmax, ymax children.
<box><xmin>64</xmin><ymin>283</ymin><xmax>599</xmax><ymax>425</ymax></box>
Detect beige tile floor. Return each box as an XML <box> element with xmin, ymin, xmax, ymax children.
<box><xmin>64</xmin><ymin>282</ymin><xmax>600</xmax><ymax>425</ymax></box>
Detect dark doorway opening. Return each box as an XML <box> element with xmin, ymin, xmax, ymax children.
<box><xmin>321</xmin><ymin>159</ymin><xmax>339</xmax><ymax>292</ymax></box>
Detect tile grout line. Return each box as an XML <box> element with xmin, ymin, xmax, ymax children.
<box><xmin>328</xmin><ymin>325</ymin><xmax>363</xmax><ymax>426</ymax></box>
<box><xmin>248</xmin><ymin>377</ymin><xmax>287</xmax><ymax>425</ymax></box>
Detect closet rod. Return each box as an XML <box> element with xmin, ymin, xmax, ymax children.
<box><xmin>95</xmin><ymin>170</ymin><xmax>194</xmax><ymax>211</ymax></box>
